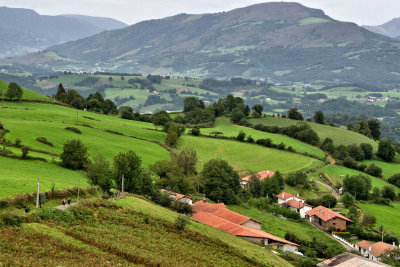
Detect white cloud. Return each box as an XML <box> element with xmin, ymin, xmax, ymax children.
<box><xmin>0</xmin><ymin>0</ymin><xmax>399</xmax><ymax>26</ymax></box>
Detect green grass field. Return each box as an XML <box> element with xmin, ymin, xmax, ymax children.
<box><xmin>0</xmin><ymin>157</ymin><xmax>87</xmax><ymax>198</ymax></box>
<box><xmin>360</xmin><ymin>160</ymin><xmax>400</xmax><ymax>179</ymax></box>
<box><xmin>359</xmin><ymin>202</ymin><xmax>400</xmax><ymax>237</ymax></box>
<box><xmin>309</xmin><ymin>165</ymin><xmax>400</xmax><ymax>192</ymax></box>
<box><xmin>250</xmin><ymin>117</ymin><xmax>378</xmax><ymax>149</ymax></box>
<box><xmin>202</xmin><ymin>117</ymin><xmax>326</xmax><ymax>159</ymax></box>
<box><xmin>180</xmin><ymin>135</ymin><xmax>324</xmax><ymax>173</ymax></box>
<box><xmin>0</xmin><ymin>80</ymin><xmax>54</xmax><ymax>102</ymax></box>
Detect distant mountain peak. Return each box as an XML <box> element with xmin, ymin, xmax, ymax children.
<box><xmin>363</xmin><ymin>17</ymin><xmax>400</xmax><ymax>38</ymax></box>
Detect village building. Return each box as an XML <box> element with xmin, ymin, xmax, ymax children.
<box><xmin>318</xmin><ymin>252</ymin><xmax>390</xmax><ymax>267</ymax></box>
<box><xmin>240</xmin><ymin>170</ymin><xmax>275</xmax><ymax>187</ymax></box>
<box><xmin>276</xmin><ymin>192</ymin><xmax>313</xmax><ymax>219</ymax></box>
<box><xmin>192</xmin><ymin>201</ymin><xmax>299</xmax><ymax>252</ymax></box>
<box><xmin>355</xmin><ymin>240</ymin><xmax>399</xmax><ymax>262</ymax></box>
<box><xmin>305</xmin><ymin>206</ymin><xmax>352</xmax><ymax>232</ymax></box>
<box><xmin>160</xmin><ymin>189</ymin><xmax>194</xmax><ymax>205</ymax></box>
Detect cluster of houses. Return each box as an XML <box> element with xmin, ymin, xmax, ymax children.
<box><xmin>355</xmin><ymin>240</ymin><xmax>399</xmax><ymax>262</ymax></box>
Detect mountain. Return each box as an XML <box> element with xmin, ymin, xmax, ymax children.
<box><xmin>59</xmin><ymin>14</ymin><xmax>127</xmax><ymax>31</ymax></box>
<box><xmin>364</xmin><ymin>18</ymin><xmax>400</xmax><ymax>39</ymax></box>
<box><xmin>4</xmin><ymin>2</ymin><xmax>400</xmax><ymax>87</ymax></box>
<box><xmin>0</xmin><ymin>7</ymin><xmax>127</xmax><ymax>58</ymax></box>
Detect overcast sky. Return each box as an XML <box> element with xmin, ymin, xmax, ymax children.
<box><xmin>0</xmin><ymin>0</ymin><xmax>398</xmax><ymax>26</ymax></box>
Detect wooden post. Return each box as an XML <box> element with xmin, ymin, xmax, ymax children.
<box><xmin>77</xmin><ymin>179</ymin><xmax>80</xmax><ymax>203</ymax></box>
<box><xmin>121</xmin><ymin>174</ymin><xmax>125</xmax><ymax>193</ymax></box>
<box><xmin>36</xmin><ymin>180</ymin><xmax>40</xmax><ymax>209</ymax></box>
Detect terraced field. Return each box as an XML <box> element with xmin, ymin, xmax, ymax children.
<box><xmin>250</xmin><ymin>117</ymin><xmax>378</xmax><ymax>149</ymax></box>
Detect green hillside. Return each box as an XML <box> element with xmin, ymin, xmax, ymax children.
<box><xmin>250</xmin><ymin>116</ymin><xmax>378</xmax><ymax>149</ymax></box>
<box><xmin>0</xmin><ymin>80</ymin><xmax>54</xmax><ymax>102</ymax></box>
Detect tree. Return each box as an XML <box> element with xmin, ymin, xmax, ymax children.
<box><xmin>368</xmin><ymin>120</ymin><xmax>381</xmax><ymax>141</ymax></box>
<box><xmin>230</xmin><ymin>108</ymin><xmax>245</xmax><ymax>123</ymax></box>
<box><xmin>343</xmin><ymin>175</ymin><xmax>371</xmax><ymax>200</ymax></box>
<box><xmin>314</xmin><ymin>111</ymin><xmax>325</xmax><ymax>124</ymax></box>
<box><xmin>380</xmin><ymin>248</ymin><xmax>400</xmax><ymax>267</ymax></box>
<box><xmin>285</xmin><ymin>171</ymin><xmax>308</xmax><ymax>187</ymax></box>
<box><xmin>248</xmin><ymin>175</ymin><xmax>264</xmax><ymax>198</ymax></box>
<box><xmin>55</xmin><ymin>83</ymin><xmax>67</xmax><ymax>102</ymax></box>
<box><xmin>288</xmin><ymin>108</ymin><xmax>303</xmax><ymax>121</ymax></box>
<box><xmin>348</xmin><ymin>144</ymin><xmax>364</xmax><ymax>161</ymax></box>
<box><xmin>60</xmin><ymin>140</ymin><xmax>88</xmax><ymax>170</ymax></box>
<box><xmin>381</xmin><ymin>186</ymin><xmax>396</xmax><ymax>200</ymax></box>
<box><xmin>343</xmin><ymin>156</ymin><xmax>358</xmax><ymax>169</ymax></box>
<box><xmin>172</xmin><ymin>148</ymin><xmax>197</xmax><ymax>175</ymax></box>
<box><xmin>321</xmin><ymin>138</ymin><xmax>335</xmax><ymax>155</ymax></box>
<box><xmin>340</xmin><ymin>192</ymin><xmax>355</xmax><ymax>208</ymax></box>
<box><xmin>320</xmin><ymin>194</ymin><xmax>337</xmax><ymax>208</ymax></box>
<box><xmin>190</xmin><ymin>126</ymin><xmax>200</xmax><ymax>136</ymax></box>
<box><xmin>201</xmin><ymin>159</ymin><xmax>241</xmax><ymax>204</ymax></box>
<box><xmin>347</xmin><ymin>206</ymin><xmax>360</xmax><ymax>224</ymax></box>
<box><xmin>388</xmin><ymin>173</ymin><xmax>400</xmax><ymax>188</ymax></box>
<box><xmin>153</xmin><ymin>111</ymin><xmax>170</xmax><ymax>129</ymax></box>
<box><xmin>86</xmin><ymin>154</ymin><xmax>113</xmax><ymax>193</ymax></box>
<box><xmin>377</xmin><ymin>140</ymin><xmax>396</xmax><ymax>162</ymax></box>
<box><xmin>236</xmin><ymin>131</ymin><xmax>246</xmax><ymax>142</ymax></box>
<box><xmin>165</xmin><ymin>123</ymin><xmax>179</xmax><ymax>147</ymax></box>
<box><xmin>6</xmin><ymin>82</ymin><xmax>23</xmax><ymax>100</ymax></box>
<box><xmin>183</xmin><ymin>97</ymin><xmax>203</xmax><ymax>112</ymax></box>
<box><xmin>365</xmin><ymin>164</ymin><xmax>382</xmax><ymax>177</ymax></box>
<box><xmin>113</xmin><ymin>150</ymin><xmax>152</xmax><ymax>194</ymax></box>
<box><xmin>252</xmin><ymin>104</ymin><xmax>263</xmax><ymax>118</ymax></box>
<box><xmin>362</xmin><ymin>214</ymin><xmax>376</xmax><ymax>228</ymax></box>
<box><xmin>360</xmin><ymin>143</ymin><xmax>373</xmax><ymax>160</ymax></box>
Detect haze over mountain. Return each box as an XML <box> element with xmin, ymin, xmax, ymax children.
<box><xmin>4</xmin><ymin>2</ymin><xmax>400</xmax><ymax>87</ymax></box>
<box><xmin>0</xmin><ymin>7</ymin><xmax>127</xmax><ymax>58</ymax></box>
<box><xmin>364</xmin><ymin>18</ymin><xmax>400</xmax><ymax>40</ymax></box>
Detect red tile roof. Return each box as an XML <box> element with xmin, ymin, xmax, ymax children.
<box><xmin>276</xmin><ymin>192</ymin><xmax>293</xmax><ymax>200</ymax></box>
<box><xmin>192</xmin><ymin>201</ymin><xmax>260</xmax><ymax>225</ymax></box>
<box><xmin>286</xmin><ymin>199</ymin><xmax>305</xmax><ymax>209</ymax></box>
<box><xmin>357</xmin><ymin>241</ymin><xmax>398</xmax><ymax>258</ymax></box>
<box><xmin>306</xmin><ymin>206</ymin><xmax>352</xmax><ymax>222</ymax></box>
<box><xmin>192</xmin><ymin>212</ymin><xmax>298</xmax><ymax>247</ymax></box>
<box><xmin>241</xmin><ymin>170</ymin><xmax>275</xmax><ymax>182</ymax></box>
<box><xmin>160</xmin><ymin>189</ymin><xmax>194</xmax><ymax>201</ymax></box>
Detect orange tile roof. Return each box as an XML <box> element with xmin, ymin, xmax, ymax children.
<box><xmin>305</xmin><ymin>206</ymin><xmax>352</xmax><ymax>222</ymax></box>
<box><xmin>357</xmin><ymin>241</ymin><xmax>397</xmax><ymax>258</ymax></box>
<box><xmin>192</xmin><ymin>201</ymin><xmax>260</xmax><ymax>225</ymax></box>
<box><xmin>276</xmin><ymin>192</ymin><xmax>293</xmax><ymax>200</ymax></box>
<box><xmin>286</xmin><ymin>199</ymin><xmax>305</xmax><ymax>209</ymax></box>
<box><xmin>241</xmin><ymin>170</ymin><xmax>275</xmax><ymax>182</ymax></box>
<box><xmin>160</xmin><ymin>189</ymin><xmax>194</xmax><ymax>201</ymax></box>
<box><xmin>192</xmin><ymin>212</ymin><xmax>299</xmax><ymax>247</ymax></box>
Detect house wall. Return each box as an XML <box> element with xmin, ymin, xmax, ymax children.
<box><xmin>179</xmin><ymin>198</ymin><xmax>193</xmax><ymax>206</ymax></box>
<box><xmin>242</xmin><ymin>220</ymin><xmax>262</xmax><ymax>230</ymax></box>
<box><xmin>300</xmin><ymin>206</ymin><xmax>312</xmax><ymax>219</ymax></box>
<box><xmin>277</xmin><ymin>199</ymin><xmax>286</xmax><ymax>205</ymax></box>
<box><xmin>241</xmin><ymin>236</ymin><xmax>265</xmax><ymax>245</ymax></box>
<box><xmin>313</xmin><ymin>217</ymin><xmax>347</xmax><ymax>231</ymax></box>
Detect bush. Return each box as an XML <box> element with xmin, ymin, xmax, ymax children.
<box><xmin>365</xmin><ymin>164</ymin><xmax>382</xmax><ymax>177</ymax></box>
<box><xmin>277</xmin><ymin>142</ymin><xmax>286</xmax><ymax>150</ymax></box>
<box><xmin>36</xmin><ymin>137</ymin><xmax>53</xmax><ymax>147</ymax></box>
<box><xmin>21</xmin><ymin>146</ymin><xmax>29</xmax><ymax>159</ymax></box>
<box><xmin>256</xmin><ymin>138</ymin><xmax>273</xmax><ymax>147</ymax></box>
<box><xmin>388</xmin><ymin>173</ymin><xmax>400</xmax><ymax>188</ymax></box>
<box><xmin>236</xmin><ymin>131</ymin><xmax>246</xmax><ymax>142</ymax></box>
<box><xmin>15</xmin><ymin>138</ymin><xmax>22</xmax><ymax>147</ymax></box>
<box><xmin>171</xmin><ymin>201</ymin><xmax>193</xmax><ymax>215</ymax></box>
<box><xmin>190</xmin><ymin>126</ymin><xmax>200</xmax><ymax>136</ymax></box>
<box><xmin>343</xmin><ymin>156</ymin><xmax>358</xmax><ymax>169</ymax></box>
<box><xmin>61</xmin><ymin>140</ymin><xmax>88</xmax><ymax>170</ymax></box>
<box><xmin>335</xmin><ymin>232</ymin><xmax>351</xmax><ymax>240</ymax></box>
<box><xmin>0</xmin><ymin>213</ymin><xmax>22</xmax><ymax>227</ymax></box>
<box><xmin>246</xmin><ymin>135</ymin><xmax>254</xmax><ymax>143</ymax></box>
<box><xmin>65</xmin><ymin>127</ymin><xmax>82</xmax><ymax>134</ymax></box>
<box><xmin>174</xmin><ymin>214</ymin><xmax>190</xmax><ymax>231</ymax></box>
<box><xmin>38</xmin><ymin>208</ymin><xmax>74</xmax><ymax>223</ymax></box>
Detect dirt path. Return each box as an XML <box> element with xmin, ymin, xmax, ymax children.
<box><xmin>311</xmin><ymin>179</ymin><xmax>340</xmax><ymax>199</ymax></box>
<box><xmin>55</xmin><ymin>203</ymin><xmax>77</xmax><ymax>210</ymax></box>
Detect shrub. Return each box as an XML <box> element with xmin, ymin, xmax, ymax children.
<box><xmin>246</xmin><ymin>135</ymin><xmax>254</xmax><ymax>143</ymax></box>
<box><xmin>171</xmin><ymin>201</ymin><xmax>193</xmax><ymax>215</ymax></box>
<box><xmin>36</xmin><ymin>137</ymin><xmax>53</xmax><ymax>147</ymax></box>
<box><xmin>190</xmin><ymin>126</ymin><xmax>200</xmax><ymax>136</ymax></box>
<box><xmin>174</xmin><ymin>214</ymin><xmax>190</xmax><ymax>231</ymax></box>
<box><xmin>15</xmin><ymin>138</ymin><xmax>22</xmax><ymax>147</ymax></box>
<box><xmin>277</xmin><ymin>142</ymin><xmax>286</xmax><ymax>150</ymax></box>
<box><xmin>388</xmin><ymin>173</ymin><xmax>400</xmax><ymax>188</ymax></box>
<box><xmin>381</xmin><ymin>186</ymin><xmax>396</xmax><ymax>200</ymax></box>
<box><xmin>65</xmin><ymin>127</ymin><xmax>82</xmax><ymax>134</ymax></box>
<box><xmin>38</xmin><ymin>208</ymin><xmax>74</xmax><ymax>223</ymax></box>
<box><xmin>236</xmin><ymin>131</ymin><xmax>246</xmax><ymax>142</ymax></box>
<box><xmin>335</xmin><ymin>232</ymin><xmax>351</xmax><ymax>240</ymax></box>
<box><xmin>0</xmin><ymin>213</ymin><xmax>22</xmax><ymax>227</ymax></box>
<box><xmin>343</xmin><ymin>156</ymin><xmax>358</xmax><ymax>169</ymax></box>
<box><xmin>365</xmin><ymin>164</ymin><xmax>382</xmax><ymax>177</ymax></box>
<box><xmin>21</xmin><ymin>146</ymin><xmax>29</xmax><ymax>159</ymax></box>
<box><xmin>256</xmin><ymin>138</ymin><xmax>273</xmax><ymax>147</ymax></box>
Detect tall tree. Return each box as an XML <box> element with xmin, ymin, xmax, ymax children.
<box><xmin>314</xmin><ymin>111</ymin><xmax>325</xmax><ymax>124</ymax></box>
<box><xmin>377</xmin><ymin>140</ymin><xmax>396</xmax><ymax>162</ymax></box>
<box><xmin>287</xmin><ymin>108</ymin><xmax>303</xmax><ymax>121</ymax></box>
<box><xmin>368</xmin><ymin>119</ymin><xmax>381</xmax><ymax>141</ymax></box>
<box><xmin>60</xmin><ymin>140</ymin><xmax>88</xmax><ymax>170</ymax></box>
<box><xmin>6</xmin><ymin>82</ymin><xmax>23</xmax><ymax>100</ymax></box>
<box><xmin>252</xmin><ymin>104</ymin><xmax>263</xmax><ymax>118</ymax></box>
<box><xmin>55</xmin><ymin>83</ymin><xmax>67</xmax><ymax>102</ymax></box>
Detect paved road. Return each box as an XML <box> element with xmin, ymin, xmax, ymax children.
<box><xmin>311</xmin><ymin>179</ymin><xmax>340</xmax><ymax>199</ymax></box>
<box><xmin>55</xmin><ymin>203</ymin><xmax>77</xmax><ymax>210</ymax></box>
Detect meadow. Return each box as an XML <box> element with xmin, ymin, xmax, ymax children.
<box><xmin>358</xmin><ymin>202</ymin><xmax>400</xmax><ymax>237</ymax></box>
<box><xmin>201</xmin><ymin>117</ymin><xmax>326</xmax><ymax>159</ymax></box>
<box><xmin>360</xmin><ymin>160</ymin><xmax>400</xmax><ymax>179</ymax></box>
<box><xmin>250</xmin><ymin>117</ymin><xmax>378</xmax><ymax>149</ymax></box>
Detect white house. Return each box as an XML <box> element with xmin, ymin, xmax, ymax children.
<box><xmin>356</xmin><ymin>240</ymin><xmax>399</xmax><ymax>262</ymax></box>
<box><xmin>160</xmin><ymin>189</ymin><xmax>194</xmax><ymax>205</ymax></box>
<box><xmin>276</xmin><ymin>192</ymin><xmax>313</xmax><ymax>218</ymax></box>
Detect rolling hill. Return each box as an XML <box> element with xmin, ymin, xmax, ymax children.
<box><xmin>5</xmin><ymin>2</ymin><xmax>400</xmax><ymax>87</ymax></box>
<box><xmin>364</xmin><ymin>18</ymin><xmax>400</xmax><ymax>39</ymax></box>
<box><xmin>0</xmin><ymin>7</ymin><xmax>127</xmax><ymax>58</ymax></box>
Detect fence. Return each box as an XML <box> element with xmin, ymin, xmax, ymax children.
<box><xmin>332</xmin><ymin>233</ymin><xmax>355</xmax><ymax>248</ymax></box>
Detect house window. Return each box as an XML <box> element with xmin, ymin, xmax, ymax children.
<box><xmin>333</xmin><ymin>223</ymin><xmax>336</xmax><ymax>225</ymax></box>
<box><xmin>333</xmin><ymin>218</ymin><xmax>336</xmax><ymax>220</ymax></box>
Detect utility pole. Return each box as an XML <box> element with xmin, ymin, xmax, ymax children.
<box><xmin>121</xmin><ymin>174</ymin><xmax>125</xmax><ymax>194</ymax></box>
<box><xmin>77</xmin><ymin>179</ymin><xmax>80</xmax><ymax>203</ymax></box>
<box><xmin>36</xmin><ymin>180</ymin><xmax>40</xmax><ymax>209</ymax></box>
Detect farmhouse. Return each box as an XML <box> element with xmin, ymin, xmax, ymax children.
<box><xmin>305</xmin><ymin>206</ymin><xmax>352</xmax><ymax>232</ymax></box>
<box><xmin>192</xmin><ymin>201</ymin><xmax>299</xmax><ymax>252</ymax></box>
<box><xmin>160</xmin><ymin>189</ymin><xmax>194</xmax><ymax>205</ymax></box>
<box><xmin>355</xmin><ymin>240</ymin><xmax>399</xmax><ymax>262</ymax></box>
<box><xmin>240</xmin><ymin>170</ymin><xmax>275</xmax><ymax>187</ymax></box>
<box><xmin>318</xmin><ymin>252</ymin><xmax>390</xmax><ymax>267</ymax></box>
<box><xmin>276</xmin><ymin>192</ymin><xmax>313</xmax><ymax>219</ymax></box>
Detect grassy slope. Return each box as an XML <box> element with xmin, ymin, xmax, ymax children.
<box><xmin>358</xmin><ymin>202</ymin><xmax>400</xmax><ymax>237</ymax></box>
<box><xmin>115</xmin><ymin>196</ymin><xmax>291</xmax><ymax>266</ymax></box>
<box><xmin>249</xmin><ymin>117</ymin><xmax>378</xmax><ymax>149</ymax></box>
<box><xmin>202</xmin><ymin>117</ymin><xmax>325</xmax><ymax>159</ymax></box>
<box><xmin>360</xmin><ymin>160</ymin><xmax>400</xmax><ymax>179</ymax></box>
<box><xmin>180</xmin><ymin>135</ymin><xmax>324</xmax><ymax>173</ymax></box>
<box><xmin>0</xmin><ymin>157</ymin><xmax>87</xmax><ymax>198</ymax></box>
<box><xmin>309</xmin><ymin>165</ymin><xmax>400</xmax><ymax>193</ymax></box>
<box><xmin>0</xmin><ymin>198</ymin><xmax>291</xmax><ymax>266</ymax></box>
<box><xmin>0</xmin><ymin>80</ymin><xmax>53</xmax><ymax>102</ymax></box>
<box><xmin>227</xmin><ymin>204</ymin><xmax>346</xmax><ymax>253</ymax></box>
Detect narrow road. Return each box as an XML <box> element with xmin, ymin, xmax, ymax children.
<box><xmin>55</xmin><ymin>203</ymin><xmax>77</xmax><ymax>210</ymax></box>
<box><xmin>311</xmin><ymin>179</ymin><xmax>340</xmax><ymax>199</ymax></box>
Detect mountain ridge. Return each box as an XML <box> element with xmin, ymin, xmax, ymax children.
<box><xmin>364</xmin><ymin>18</ymin><xmax>400</xmax><ymax>39</ymax></box>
